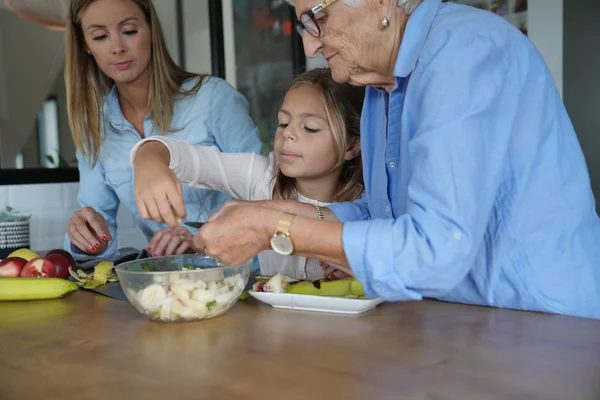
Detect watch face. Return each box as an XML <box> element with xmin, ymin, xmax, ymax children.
<box><xmin>270</xmin><ymin>234</ymin><xmax>293</xmax><ymax>256</ymax></box>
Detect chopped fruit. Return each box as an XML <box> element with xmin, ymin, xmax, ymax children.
<box><xmin>251</xmin><ymin>273</ymin><xmax>296</xmax><ymax>293</ymax></box>
<box><xmin>0</xmin><ymin>257</ymin><xmax>27</xmax><ymax>278</ymax></box>
<box><xmin>131</xmin><ymin>274</ymin><xmax>245</xmax><ymax>322</ymax></box>
<box><xmin>252</xmin><ymin>274</ymin><xmax>365</xmax><ymax>297</ymax></box>
<box><xmin>20</xmin><ymin>257</ymin><xmax>57</xmax><ymax>278</ymax></box>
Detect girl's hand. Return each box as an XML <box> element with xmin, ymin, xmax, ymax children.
<box><xmin>148</xmin><ymin>227</ymin><xmax>196</xmax><ymax>256</ymax></box>
<box><xmin>67</xmin><ymin>207</ymin><xmax>111</xmax><ymax>254</ymax></box>
<box><xmin>319</xmin><ymin>261</ymin><xmax>352</xmax><ymax>280</ymax></box>
<box><xmin>133</xmin><ymin>141</ymin><xmax>186</xmax><ymax>227</ymax></box>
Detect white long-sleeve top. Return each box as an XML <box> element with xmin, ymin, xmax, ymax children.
<box><xmin>131</xmin><ymin>136</ymin><xmax>328</xmax><ymax>280</ymax></box>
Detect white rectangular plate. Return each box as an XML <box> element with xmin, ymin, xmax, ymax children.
<box><xmin>248</xmin><ymin>291</ymin><xmax>385</xmax><ymax>314</ymax></box>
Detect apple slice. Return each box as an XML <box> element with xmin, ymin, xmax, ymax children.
<box><xmin>45</xmin><ymin>253</ymin><xmax>71</xmax><ymax>279</ymax></box>
<box><xmin>0</xmin><ymin>257</ymin><xmax>27</xmax><ymax>278</ymax></box>
<box><xmin>20</xmin><ymin>257</ymin><xmax>57</xmax><ymax>278</ymax></box>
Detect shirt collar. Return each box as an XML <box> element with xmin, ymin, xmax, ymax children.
<box><xmin>106</xmin><ymin>84</ymin><xmax>127</xmax><ymax>131</ymax></box>
<box><xmin>393</xmin><ymin>0</ymin><xmax>442</xmax><ymax>78</ymax></box>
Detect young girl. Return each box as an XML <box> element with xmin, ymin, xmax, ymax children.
<box><xmin>131</xmin><ymin>68</ymin><xmax>364</xmax><ymax>280</ymax></box>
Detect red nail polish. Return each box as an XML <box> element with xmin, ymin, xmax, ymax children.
<box><xmin>147</xmin><ymin>247</ymin><xmax>152</xmax><ymax>252</ymax></box>
<box><xmin>101</xmin><ymin>236</ymin><xmax>108</xmax><ymax>242</ymax></box>
<box><xmin>94</xmin><ymin>243</ymin><xmax>100</xmax><ymax>249</ymax></box>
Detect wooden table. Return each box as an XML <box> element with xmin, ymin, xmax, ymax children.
<box><xmin>1</xmin><ymin>292</ymin><xmax>599</xmax><ymax>400</ymax></box>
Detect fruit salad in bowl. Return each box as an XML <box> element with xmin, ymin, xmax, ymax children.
<box><xmin>115</xmin><ymin>254</ymin><xmax>251</xmax><ymax>322</ymax></box>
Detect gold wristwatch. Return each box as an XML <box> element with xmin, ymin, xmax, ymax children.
<box><xmin>270</xmin><ymin>214</ymin><xmax>295</xmax><ymax>256</ymax></box>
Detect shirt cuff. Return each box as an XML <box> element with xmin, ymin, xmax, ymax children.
<box><xmin>341</xmin><ymin>220</ymin><xmax>374</xmax><ymax>296</ymax></box>
<box><xmin>342</xmin><ymin>219</ymin><xmax>423</xmax><ymax>302</ymax></box>
<box><xmin>129</xmin><ymin>137</ymin><xmax>174</xmax><ymax>167</ymax></box>
<box><xmin>328</xmin><ymin>201</ymin><xmax>369</xmax><ymax>223</ymax></box>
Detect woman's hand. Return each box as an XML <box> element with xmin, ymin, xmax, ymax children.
<box><xmin>148</xmin><ymin>227</ymin><xmax>196</xmax><ymax>257</ymax></box>
<box><xmin>67</xmin><ymin>207</ymin><xmax>111</xmax><ymax>254</ymax></box>
<box><xmin>133</xmin><ymin>141</ymin><xmax>186</xmax><ymax>227</ymax></box>
<box><xmin>195</xmin><ymin>203</ymin><xmax>278</xmax><ymax>266</ymax></box>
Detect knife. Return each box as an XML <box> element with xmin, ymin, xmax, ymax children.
<box><xmin>184</xmin><ymin>221</ymin><xmax>205</xmax><ymax>229</ymax></box>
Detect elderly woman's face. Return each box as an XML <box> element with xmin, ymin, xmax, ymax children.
<box><xmin>294</xmin><ymin>0</ymin><xmax>378</xmax><ymax>83</ymax></box>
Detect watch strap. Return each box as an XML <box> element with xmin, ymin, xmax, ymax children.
<box><xmin>275</xmin><ymin>213</ymin><xmax>295</xmax><ymax>236</ymax></box>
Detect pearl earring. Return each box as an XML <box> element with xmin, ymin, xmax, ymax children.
<box><xmin>86</xmin><ymin>49</ymin><xmax>92</xmax><ymax>55</ymax></box>
<box><xmin>381</xmin><ymin>16</ymin><xmax>390</xmax><ymax>29</ymax></box>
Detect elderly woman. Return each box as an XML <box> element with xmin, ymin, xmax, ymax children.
<box><xmin>159</xmin><ymin>0</ymin><xmax>600</xmax><ymax>319</ymax></box>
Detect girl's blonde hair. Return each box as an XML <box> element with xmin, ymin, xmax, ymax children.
<box><xmin>66</xmin><ymin>0</ymin><xmax>208</xmax><ymax>166</ymax></box>
<box><xmin>272</xmin><ymin>68</ymin><xmax>365</xmax><ymax>203</ymax></box>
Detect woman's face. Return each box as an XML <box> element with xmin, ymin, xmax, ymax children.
<box><xmin>80</xmin><ymin>0</ymin><xmax>151</xmax><ymax>85</ymax></box>
<box><xmin>294</xmin><ymin>0</ymin><xmax>380</xmax><ymax>83</ymax></box>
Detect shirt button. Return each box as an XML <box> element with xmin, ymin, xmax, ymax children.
<box><xmin>389</xmin><ymin>162</ymin><xmax>396</xmax><ymax>168</ymax></box>
<box><xmin>385</xmin><ymin>206</ymin><xmax>391</xmax><ymax>213</ymax></box>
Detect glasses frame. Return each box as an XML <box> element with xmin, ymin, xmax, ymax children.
<box><xmin>295</xmin><ymin>0</ymin><xmax>338</xmax><ymax>38</ymax></box>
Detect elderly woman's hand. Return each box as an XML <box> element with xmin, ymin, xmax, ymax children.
<box><xmin>207</xmin><ymin>199</ymin><xmax>337</xmax><ymax>222</ymax></box>
<box><xmin>195</xmin><ymin>203</ymin><xmax>278</xmax><ymax>266</ymax></box>
<box><xmin>133</xmin><ymin>141</ymin><xmax>186</xmax><ymax>227</ymax></box>
<box><xmin>148</xmin><ymin>227</ymin><xmax>196</xmax><ymax>256</ymax></box>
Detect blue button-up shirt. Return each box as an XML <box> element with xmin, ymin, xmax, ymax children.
<box><xmin>64</xmin><ymin>77</ymin><xmax>261</xmax><ymax>258</ymax></box>
<box><xmin>329</xmin><ymin>0</ymin><xmax>600</xmax><ymax>319</ymax></box>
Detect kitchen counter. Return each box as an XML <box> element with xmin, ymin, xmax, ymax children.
<box><xmin>1</xmin><ymin>291</ymin><xmax>599</xmax><ymax>400</ymax></box>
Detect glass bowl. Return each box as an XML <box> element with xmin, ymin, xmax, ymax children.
<box><xmin>115</xmin><ymin>254</ymin><xmax>251</xmax><ymax>323</ymax></box>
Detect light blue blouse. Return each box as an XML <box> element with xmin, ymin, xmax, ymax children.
<box><xmin>329</xmin><ymin>0</ymin><xmax>600</xmax><ymax>319</ymax></box>
<box><xmin>64</xmin><ymin>76</ymin><xmax>262</xmax><ymax>258</ymax></box>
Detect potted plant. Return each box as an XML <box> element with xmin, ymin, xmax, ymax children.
<box><xmin>0</xmin><ymin>206</ymin><xmax>31</xmax><ymax>258</ymax></box>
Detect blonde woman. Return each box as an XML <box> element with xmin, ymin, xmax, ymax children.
<box><xmin>131</xmin><ymin>69</ymin><xmax>364</xmax><ymax>280</ymax></box>
<box><xmin>62</xmin><ymin>0</ymin><xmax>261</xmax><ymax>258</ymax></box>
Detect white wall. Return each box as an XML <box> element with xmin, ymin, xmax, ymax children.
<box><xmin>528</xmin><ymin>0</ymin><xmax>563</xmax><ymax>98</ymax></box>
<box><xmin>182</xmin><ymin>0</ymin><xmax>212</xmax><ymax>74</ymax></box>
<box><xmin>153</xmin><ymin>0</ymin><xmax>180</xmax><ymax>64</ymax></box>
<box><xmin>0</xmin><ymin>9</ymin><xmax>66</xmax><ymax>168</ymax></box>
<box><xmin>0</xmin><ymin>183</ymin><xmax>147</xmax><ymax>252</ymax></box>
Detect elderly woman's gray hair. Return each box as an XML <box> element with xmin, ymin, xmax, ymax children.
<box><xmin>284</xmin><ymin>0</ymin><xmax>424</xmax><ymax>15</ymax></box>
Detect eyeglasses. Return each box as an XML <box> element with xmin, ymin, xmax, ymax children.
<box><xmin>295</xmin><ymin>0</ymin><xmax>338</xmax><ymax>38</ymax></box>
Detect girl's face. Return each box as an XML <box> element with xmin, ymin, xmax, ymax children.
<box><xmin>274</xmin><ymin>86</ymin><xmax>340</xmax><ymax>181</ymax></box>
<box><xmin>80</xmin><ymin>0</ymin><xmax>151</xmax><ymax>85</ymax></box>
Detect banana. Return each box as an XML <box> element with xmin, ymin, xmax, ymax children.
<box><xmin>286</xmin><ymin>278</ymin><xmax>365</xmax><ymax>297</ymax></box>
<box><xmin>0</xmin><ymin>278</ymin><xmax>79</xmax><ymax>301</ymax></box>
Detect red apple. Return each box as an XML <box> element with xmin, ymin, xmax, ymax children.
<box><xmin>45</xmin><ymin>253</ymin><xmax>71</xmax><ymax>279</ymax></box>
<box><xmin>45</xmin><ymin>249</ymin><xmax>76</xmax><ymax>269</ymax></box>
<box><xmin>20</xmin><ymin>257</ymin><xmax>57</xmax><ymax>278</ymax></box>
<box><xmin>0</xmin><ymin>257</ymin><xmax>27</xmax><ymax>277</ymax></box>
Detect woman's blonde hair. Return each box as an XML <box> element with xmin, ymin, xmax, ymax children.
<box><xmin>66</xmin><ymin>0</ymin><xmax>208</xmax><ymax>166</ymax></box>
<box><xmin>272</xmin><ymin>68</ymin><xmax>365</xmax><ymax>203</ymax></box>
